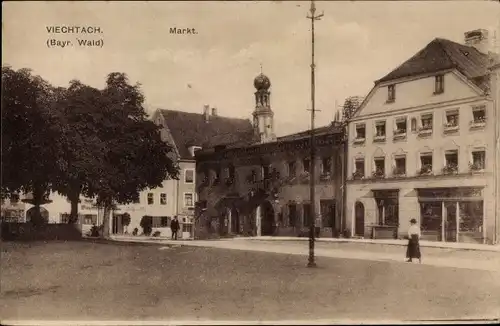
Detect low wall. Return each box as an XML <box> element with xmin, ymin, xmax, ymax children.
<box><xmin>1</xmin><ymin>223</ymin><xmax>82</xmax><ymax>241</ymax></box>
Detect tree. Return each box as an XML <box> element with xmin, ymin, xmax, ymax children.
<box><xmin>89</xmin><ymin>73</ymin><xmax>179</xmax><ymax>238</ymax></box>
<box><xmin>1</xmin><ymin>67</ymin><xmax>61</xmax><ymax>225</ymax></box>
<box><xmin>52</xmin><ymin>80</ymin><xmax>107</xmax><ymax>224</ymax></box>
<box><xmin>341</xmin><ymin>96</ymin><xmax>364</xmax><ymax>122</ymax></box>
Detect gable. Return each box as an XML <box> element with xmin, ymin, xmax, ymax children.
<box><xmin>354</xmin><ymin>70</ymin><xmax>484</xmax><ymax>118</ymax></box>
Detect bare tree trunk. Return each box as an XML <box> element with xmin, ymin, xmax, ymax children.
<box><xmin>101</xmin><ymin>204</ymin><xmax>111</xmax><ymax>238</ymax></box>
<box><xmin>68</xmin><ymin>191</ymin><xmax>80</xmax><ymax>224</ymax></box>
<box><xmin>31</xmin><ymin>185</ymin><xmax>45</xmax><ymax>227</ymax></box>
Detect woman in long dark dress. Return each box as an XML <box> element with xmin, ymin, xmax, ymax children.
<box><xmin>406</xmin><ymin>218</ymin><xmax>422</xmax><ymax>263</ymax></box>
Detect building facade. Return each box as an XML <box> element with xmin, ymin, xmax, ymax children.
<box><xmin>345</xmin><ymin>29</ymin><xmax>500</xmax><ymax>244</ymax></box>
<box><xmin>195</xmin><ymin>73</ymin><xmax>345</xmax><ymax>239</ymax></box>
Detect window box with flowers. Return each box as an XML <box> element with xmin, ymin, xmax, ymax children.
<box><xmin>443</xmin><ymin>111</ymin><xmax>459</xmax><ymax>133</ymax></box>
<box><xmin>470</xmin><ymin>116</ymin><xmax>486</xmax><ymax>129</ymax></box>
<box><xmin>352</xmin><ymin>171</ymin><xmax>364</xmax><ymax>180</ymax></box>
<box><xmin>371</xmin><ymin>169</ymin><xmax>385</xmax><ymax>179</ymax></box>
<box><xmin>393</xmin><ymin>128</ymin><xmax>407</xmax><ymax>140</ymax></box>
<box><xmin>443</xmin><ymin>121</ymin><xmax>459</xmax><ymax>133</ymax></box>
<box><xmin>392</xmin><ymin>166</ymin><xmax>406</xmax><ymax>177</ymax></box>
<box><xmin>469</xmin><ymin>162</ymin><xmax>484</xmax><ymax>173</ymax></box>
<box><xmin>224</xmin><ymin>177</ymin><xmax>234</xmax><ymax>186</ymax></box>
<box><xmin>353</xmin><ymin>137</ymin><xmax>366</xmax><ymax>145</ymax></box>
<box><xmin>418</xmin><ymin>164</ymin><xmax>433</xmax><ymax>176</ymax></box>
<box><xmin>354</xmin><ymin>124</ymin><xmax>366</xmax><ymax>145</ymax></box>
<box><xmin>442</xmin><ymin>163</ymin><xmax>458</xmax><ymax>175</ymax></box>
<box><xmin>418</xmin><ymin>124</ymin><xmax>433</xmax><ymax>137</ymax></box>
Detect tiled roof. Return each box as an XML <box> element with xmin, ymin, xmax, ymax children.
<box><xmin>159</xmin><ymin>109</ymin><xmax>256</xmax><ymax>159</ymax></box>
<box><xmin>376</xmin><ymin>38</ymin><xmax>491</xmax><ymax>90</ymax></box>
<box><xmin>277</xmin><ymin>122</ymin><xmax>344</xmax><ymax>142</ymax></box>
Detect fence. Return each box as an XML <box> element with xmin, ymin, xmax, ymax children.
<box><xmin>1</xmin><ymin>222</ymin><xmax>82</xmax><ymax>241</ymax></box>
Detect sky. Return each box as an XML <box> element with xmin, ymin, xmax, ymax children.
<box><xmin>2</xmin><ymin>1</ymin><xmax>499</xmax><ymax>136</ymax></box>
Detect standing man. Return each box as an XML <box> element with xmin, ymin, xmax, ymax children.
<box><xmin>171</xmin><ymin>216</ymin><xmax>180</xmax><ymax>240</ymax></box>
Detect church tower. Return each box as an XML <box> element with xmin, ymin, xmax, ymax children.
<box><xmin>252</xmin><ymin>70</ymin><xmax>276</xmax><ymax>143</ymax></box>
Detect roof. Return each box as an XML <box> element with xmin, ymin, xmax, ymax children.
<box><xmin>159</xmin><ymin>109</ymin><xmax>256</xmax><ymax>159</ymax></box>
<box><xmin>376</xmin><ymin>38</ymin><xmax>492</xmax><ymax>90</ymax></box>
<box><xmin>277</xmin><ymin>122</ymin><xmax>344</xmax><ymax>142</ymax></box>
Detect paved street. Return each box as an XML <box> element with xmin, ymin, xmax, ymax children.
<box><xmin>1</xmin><ymin>241</ymin><xmax>499</xmax><ymax>323</ymax></box>
<box><xmin>111</xmin><ymin>236</ymin><xmax>500</xmax><ymax>272</ymax></box>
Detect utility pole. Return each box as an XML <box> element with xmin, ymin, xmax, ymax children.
<box><xmin>306</xmin><ymin>0</ymin><xmax>323</xmax><ymax>268</ymax></box>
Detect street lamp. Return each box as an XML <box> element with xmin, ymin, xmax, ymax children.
<box><xmin>306</xmin><ymin>0</ymin><xmax>323</xmax><ymax>268</ymax></box>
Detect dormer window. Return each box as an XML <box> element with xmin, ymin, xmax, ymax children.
<box><xmin>387</xmin><ymin>84</ymin><xmax>396</xmax><ymax>102</ymax></box>
<box><xmin>434</xmin><ymin>75</ymin><xmax>444</xmax><ymax>94</ymax></box>
<box><xmin>188</xmin><ymin>146</ymin><xmax>202</xmax><ymax>157</ymax></box>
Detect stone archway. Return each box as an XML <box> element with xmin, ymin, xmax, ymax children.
<box><xmin>354</xmin><ymin>201</ymin><xmax>365</xmax><ymax>237</ymax></box>
<box><xmin>26</xmin><ymin>207</ymin><xmax>49</xmax><ymax>223</ymax></box>
<box><xmin>261</xmin><ymin>201</ymin><xmax>275</xmax><ymax>236</ymax></box>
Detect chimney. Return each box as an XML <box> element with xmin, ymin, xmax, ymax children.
<box><xmin>203</xmin><ymin>104</ymin><xmax>210</xmax><ymax>123</ymax></box>
<box><xmin>464</xmin><ymin>29</ymin><xmax>490</xmax><ymax>54</ymax></box>
<box><xmin>211</xmin><ymin>107</ymin><xmax>217</xmax><ymax>116</ymax></box>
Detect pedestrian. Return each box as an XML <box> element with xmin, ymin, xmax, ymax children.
<box><xmin>171</xmin><ymin>216</ymin><xmax>180</xmax><ymax>240</ymax></box>
<box><xmin>406</xmin><ymin>218</ymin><xmax>422</xmax><ymax>263</ymax></box>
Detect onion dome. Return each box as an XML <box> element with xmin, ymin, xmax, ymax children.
<box><xmin>253</xmin><ymin>73</ymin><xmax>271</xmax><ymax>90</ymax></box>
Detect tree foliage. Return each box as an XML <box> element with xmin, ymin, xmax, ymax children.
<box><xmin>52</xmin><ymin>80</ymin><xmax>108</xmax><ymax>223</ymax></box>
<box><xmin>86</xmin><ymin>73</ymin><xmax>179</xmax><ymax>237</ymax></box>
<box><xmin>341</xmin><ymin>96</ymin><xmax>364</xmax><ymax>122</ymax></box>
<box><xmin>2</xmin><ymin>68</ymin><xmax>179</xmax><ymax>234</ymax></box>
<box><xmin>1</xmin><ymin>67</ymin><xmax>61</xmax><ymax>224</ymax></box>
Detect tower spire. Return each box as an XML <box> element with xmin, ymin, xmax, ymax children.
<box><xmin>260</xmin><ymin>63</ymin><xmax>263</xmax><ymax>74</ymax></box>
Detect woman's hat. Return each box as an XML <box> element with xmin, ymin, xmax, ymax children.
<box><xmin>410</xmin><ymin>218</ymin><xmax>417</xmax><ymax>224</ymax></box>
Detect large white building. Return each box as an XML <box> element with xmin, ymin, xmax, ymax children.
<box><xmin>345</xmin><ymin>29</ymin><xmax>500</xmax><ymax>244</ymax></box>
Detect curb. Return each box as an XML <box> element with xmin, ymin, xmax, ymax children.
<box><xmin>245</xmin><ymin>237</ymin><xmax>500</xmax><ymax>253</ymax></box>
<box><xmin>82</xmin><ymin>237</ymin><xmax>177</xmax><ymax>247</ymax></box>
